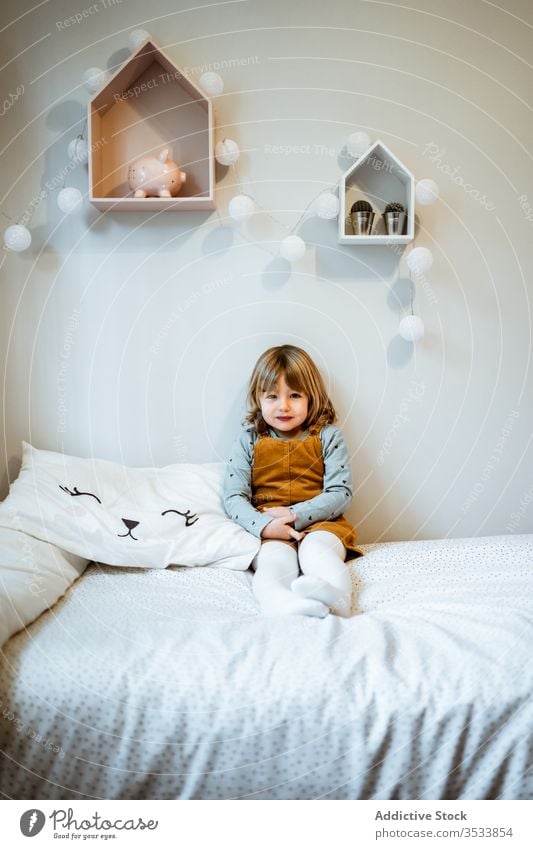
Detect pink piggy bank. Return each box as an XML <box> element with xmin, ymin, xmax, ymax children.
<box><xmin>128</xmin><ymin>148</ymin><xmax>187</xmax><ymax>198</ymax></box>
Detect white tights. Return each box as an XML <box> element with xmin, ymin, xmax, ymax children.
<box><xmin>251</xmin><ymin>531</ymin><xmax>352</xmax><ymax>618</ymax></box>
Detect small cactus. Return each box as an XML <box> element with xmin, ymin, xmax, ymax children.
<box><xmin>384</xmin><ymin>202</ymin><xmax>405</xmax><ymax>214</ymax></box>
<box><xmin>350</xmin><ymin>199</ymin><xmax>373</xmax><ymax>213</ymax></box>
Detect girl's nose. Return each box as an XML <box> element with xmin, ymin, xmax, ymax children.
<box><xmin>278</xmin><ymin>397</ymin><xmax>289</xmax><ymax>410</ymax></box>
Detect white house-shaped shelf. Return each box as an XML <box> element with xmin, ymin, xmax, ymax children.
<box><xmin>339</xmin><ymin>141</ymin><xmax>415</xmax><ymax>245</ymax></box>
<box><xmin>88</xmin><ymin>39</ymin><xmax>214</xmax><ymax>211</ymax></box>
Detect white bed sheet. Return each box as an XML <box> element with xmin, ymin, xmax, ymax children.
<box><xmin>1</xmin><ymin>533</ymin><xmax>532</xmax><ymax>800</ymax></box>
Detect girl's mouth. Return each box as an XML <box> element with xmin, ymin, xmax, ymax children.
<box><xmin>276</xmin><ymin>416</ymin><xmax>292</xmax><ymax>421</ymax></box>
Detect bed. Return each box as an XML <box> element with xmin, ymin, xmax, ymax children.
<box><xmin>1</xmin><ymin>530</ymin><xmax>532</xmax><ymax>800</ymax></box>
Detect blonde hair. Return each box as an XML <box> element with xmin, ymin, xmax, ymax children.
<box><xmin>245</xmin><ymin>345</ymin><xmax>337</xmax><ymax>433</ymax></box>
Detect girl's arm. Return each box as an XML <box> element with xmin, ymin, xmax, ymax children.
<box><xmin>290</xmin><ymin>424</ymin><xmax>353</xmax><ymax>531</ymax></box>
<box><xmin>223</xmin><ymin>429</ymin><xmax>274</xmax><ymax>539</ymax></box>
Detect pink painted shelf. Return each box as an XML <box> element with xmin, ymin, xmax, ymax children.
<box><xmin>88</xmin><ymin>39</ymin><xmax>215</xmax><ymax>211</ymax></box>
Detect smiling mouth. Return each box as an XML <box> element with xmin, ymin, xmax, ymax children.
<box><xmin>118</xmin><ymin>529</ymin><xmax>139</xmax><ymax>540</ymax></box>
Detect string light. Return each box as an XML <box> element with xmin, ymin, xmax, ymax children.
<box><xmin>416</xmin><ymin>178</ymin><xmax>439</xmax><ymax>205</ymax></box>
<box><xmin>399</xmin><ymin>314</ymin><xmax>425</xmax><ymax>342</ymax></box>
<box><xmin>199</xmin><ymin>72</ymin><xmax>224</xmax><ymax>96</ymax></box>
<box><xmin>228</xmin><ymin>194</ymin><xmax>255</xmax><ymax>221</ymax></box>
<box><xmin>67</xmin><ymin>120</ymin><xmax>89</xmax><ymax>165</ymax></box>
<box><xmin>57</xmin><ymin>187</ymin><xmax>83</xmax><ymax>213</ymax></box>
<box><xmin>398</xmin><ymin>243</ymin><xmax>427</xmax><ymax>343</ymax></box>
<box><xmin>129</xmin><ymin>30</ymin><xmax>151</xmax><ymax>51</ymax></box>
<box><xmin>280</xmin><ymin>235</ymin><xmax>306</xmax><ymax>261</ymax></box>
<box><xmin>347</xmin><ymin>131</ymin><xmax>371</xmax><ymax>159</ymax></box>
<box><xmin>3</xmin><ymin>223</ymin><xmax>32</xmax><ymax>252</ymax></box>
<box><xmin>215</xmin><ymin>138</ymin><xmax>240</xmax><ymax>166</ymax></box>
<box><xmin>82</xmin><ymin>67</ymin><xmax>107</xmax><ymax>93</ymax></box>
<box><xmin>67</xmin><ymin>138</ymin><xmax>89</xmax><ymax>165</ymax></box>
<box><xmin>314</xmin><ymin>192</ymin><xmax>339</xmax><ymax>219</ymax></box>
<box><xmin>406</xmin><ymin>246</ymin><xmax>433</xmax><ymax>274</ymax></box>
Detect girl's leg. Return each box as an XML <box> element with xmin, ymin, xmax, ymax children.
<box><xmin>291</xmin><ymin>531</ymin><xmax>352</xmax><ymax>617</ymax></box>
<box><xmin>252</xmin><ymin>540</ymin><xmax>329</xmax><ymax>617</ymax></box>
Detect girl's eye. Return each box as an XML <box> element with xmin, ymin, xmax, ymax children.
<box><xmin>266</xmin><ymin>394</ymin><xmax>277</xmax><ymax>400</ymax></box>
<box><xmin>291</xmin><ymin>393</ymin><xmax>301</xmax><ymax>398</ymax></box>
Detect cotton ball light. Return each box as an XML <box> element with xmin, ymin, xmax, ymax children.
<box><xmin>67</xmin><ymin>137</ymin><xmax>89</xmax><ymax>165</ymax></box>
<box><xmin>3</xmin><ymin>224</ymin><xmax>32</xmax><ymax>252</ymax></box>
<box><xmin>315</xmin><ymin>192</ymin><xmax>339</xmax><ymax>219</ymax></box>
<box><xmin>399</xmin><ymin>315</ymin><xmax>425</xmax><ymax>342</ymax></box>
<box><xmin>57</xmin><ymin>187</ymin><xmax>83</xmax><ymax>213</ymax></box>
<box><xmin>280</xmin><ymin>235</ymin><xmax>306</xmax><ymax>262</ymax></box>
<box><xmin>215</xmin><ymin>138</ymin><xmax>240</xmax><ymax>166</ymax></box>
<box><xmin>128</xmin><ymin>29</ymin><xmax>151</xmax><ymax>51</ymax></box>
<box><xmin>416</xmin><ymin>178</ymin><xmax>439</xmax><ymax>205</ymax></box>
<box><xmin>228</xmin><ymin>194</ymin><xmax>255</xmax><ymax>221</ymax></box>
<box><xmin>347</xmin><ymin>131</ymin><xmax>371</xmax><ymax>159</ymax></box>
<box><xmin>83</xmin><ymin>67</ymin><xmax>107</xmax><ymax>93</ymax></box>
<box><xmin>199</xmin><ymin>72</ymin><xmax>224</xmax><ymax>96</ymax></box>
<box><xmin>406</xmin><ymin>246</ymin><xmax>433</xmax><ymax>274</ymax></box>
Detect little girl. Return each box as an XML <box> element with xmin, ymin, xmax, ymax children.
<box><xmin>223</xmin><ymin>345</ymin><xmax>361</xmax><ymax>618</ymax></box>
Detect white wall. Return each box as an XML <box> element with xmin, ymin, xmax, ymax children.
<box><xmin>1</xmin><ymin>0</ymin><xmax>532</xmax><ymax>542</ymax></box>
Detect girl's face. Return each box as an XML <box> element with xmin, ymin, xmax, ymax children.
<box><xmin>260</xmin><ymin>373</ymin><xmax>309</xmax><ymax>438</ymax></box>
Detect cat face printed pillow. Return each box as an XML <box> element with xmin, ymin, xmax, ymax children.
<box><xmin>0</xmin><ymin>443</ymin><xmax>260</xmax><ymax>570</ymax></box>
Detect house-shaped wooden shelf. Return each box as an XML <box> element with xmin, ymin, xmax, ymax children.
<box><xmin>88</xmin><ymin>39</ymin><xmax>214</xmax><ymax>211</ymax></box>
<box><xmin>339</xmin><ymin>141</ymin><xmax>415</xmax><ymax>245</ymax></box>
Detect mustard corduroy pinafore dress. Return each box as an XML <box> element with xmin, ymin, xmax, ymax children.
<box><xmin>251</xmin><ymin>425</ymin><xmax>361</xmax><ymax>556</ymax></box>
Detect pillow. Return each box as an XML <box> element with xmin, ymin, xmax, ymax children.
<box><xmin>0</xmin><ymin>526</ymin><xmax>88</xmax><ymax>647</ymax></box>
<box><xmin>0</xmin><ymin>443</ymin><xmax>260</xmax><ymax>571</ymax></box>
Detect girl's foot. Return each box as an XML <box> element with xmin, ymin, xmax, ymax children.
<box><xmin>261</xmin><ymin>594</ymin><xmax>329</xmax><ymax>618</ymax></box>
<box><xmin>291</xmin><ymin>575</ymin><xmax>350</xmax><ymax>617</ymax></box>
<box><xmin>286</xmin><ymin>596</ymin><xmax>329</xmax><ymax>618</ymax></box>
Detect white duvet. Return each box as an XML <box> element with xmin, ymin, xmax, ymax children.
<box><xmin>1</xmin><ymin>533</ymin><xmax>532</xmax><ymax>800</ymax></box>
<box><xmin>0</xmin><ymin>528</ymin><xmax>87</xmax><ymax>648</ymax></box>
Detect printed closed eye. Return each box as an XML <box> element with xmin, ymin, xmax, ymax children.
<box><xmin>161</xmin><ymin>508</ymin><xmax>199</xmax><ymax>527</ymax></box>
<box><xmin>59</xmin><ymin>485</ymin><xmax>102</xmax><ymax>504</ymax></box>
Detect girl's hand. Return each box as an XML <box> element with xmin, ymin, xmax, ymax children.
<box><xmin>261</xmin><ymin>517</ymin><xmax>304</xmax><ymax>542</ymax></box>
<box><xmin>261</xmin><ymin>506</ymin><xmax>296</xmax><ymax>521</ymax></box>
